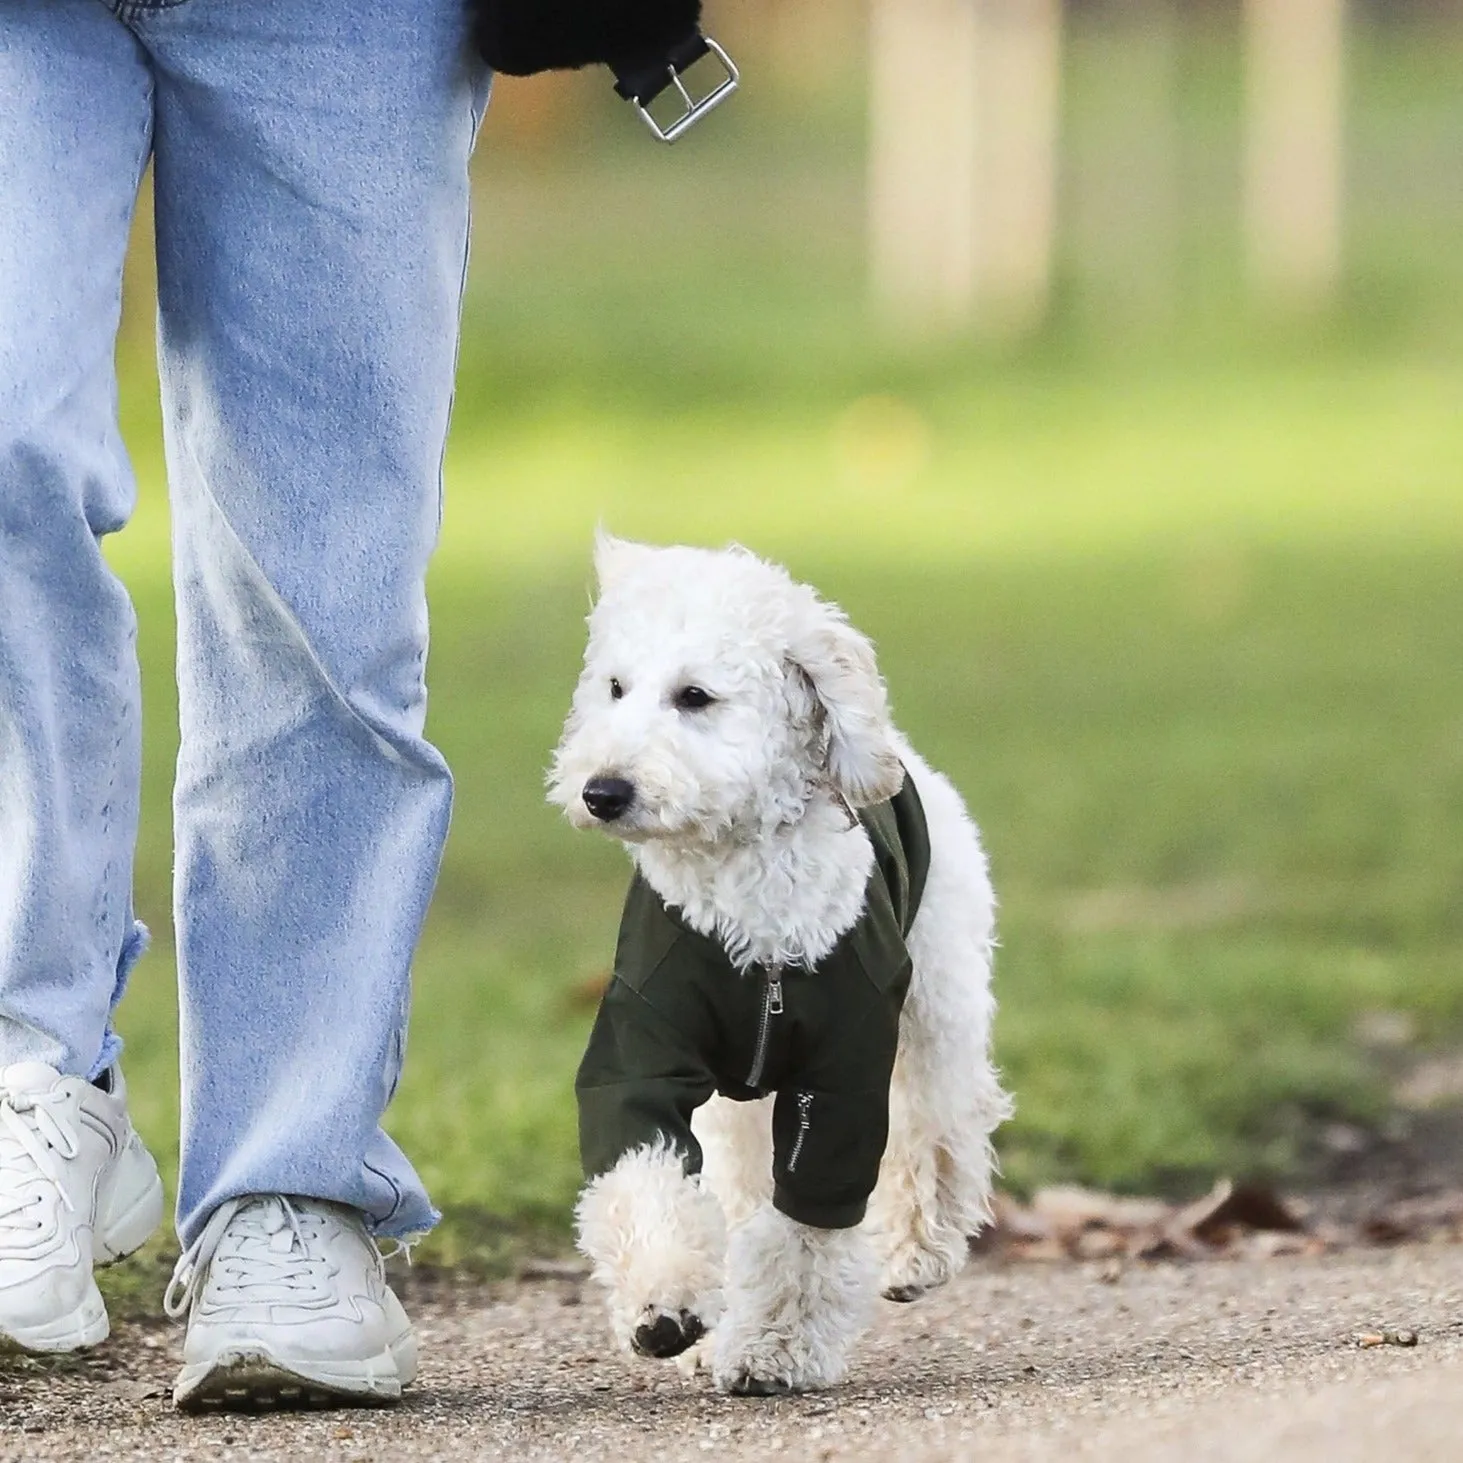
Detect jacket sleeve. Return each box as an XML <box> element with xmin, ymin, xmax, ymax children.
<box><xmin>474</xmin><ymin>0</ymin><xmax>702</xmax><ymax>79</ymax></box>
<box><xmin>770</xmin><ymin>893</ymin><xmax>913</xmax><ymax>1231</ymax></box>
<box><xmin>768</xmin><ymin>1003</ymin><xmax>903</xmax><ymax>1231</ymax></box>
<box><xmin>576</xmin><ymin>977</ymin><xmax>717</xmax><ymax>1182</ymax></box>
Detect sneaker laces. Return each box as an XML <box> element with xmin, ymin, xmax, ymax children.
<box><xmin>164</xmin><ymin>1195</ymin><xmax>336</xmax><ymax>1319</ymax></box>
<box><xmin>0</xmin><ymin>1086</ymin><xmax>83</xmax><ymax>1230</ymax></box>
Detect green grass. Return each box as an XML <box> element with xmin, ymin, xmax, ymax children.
<box><xmin>91</xmin><ymin>15</ymin><xmax>1463</xmax><ymax>1265</ymax></box>
<box><xmin>104</xmin><ymin>353</ymin><xmax>1463</xmax><ymax>1257</ymax></box>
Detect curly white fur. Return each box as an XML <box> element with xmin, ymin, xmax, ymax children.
<box><xmin>573</xmin><ymin>1139</ymin><xmax>726</xmax><ymax>1353</ymax></box>
<box><xmin>712</xmin><ymin>1205</ymin><xmax>878</xmax><ymax>1394</ymax></box>
<box><xmin>553</xmin><ymin>537</ymin><xmax>1012</xmax><ymax>1394</ymax></box>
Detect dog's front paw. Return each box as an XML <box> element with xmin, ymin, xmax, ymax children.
<box><xmin>712</xmin><ymin>1348</ymin><xmax>809</xmax><ymax>1397</ymax></box>
<box><xmin>725</xmin><ymin>1370</ymin><xmax>798</xmax><ymax>1397</ymax></box>
<box><xmin>632</xmin><ymin>1305</ymin><xmax>706</xmax><ymax>1359</ymax></box>
<box><xmin>711</xmin><ymin>1339</ymin><xmax>817</xmax><ymax>1397</ymax></box>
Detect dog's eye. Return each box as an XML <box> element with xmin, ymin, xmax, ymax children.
<box><xmin>609</xmin><ymin>678</ymin><xmax>624</xmax><ymax>701</ymax></box>
<box><xmin>674</xmin><ymin>686</ymin><xmax>715</xmax><ymax>712</ymax></box>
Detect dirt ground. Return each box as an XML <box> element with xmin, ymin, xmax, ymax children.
<box><xmin>3</xmin><ymin>1242</ymin><xmax>1461</xmax><ymax>1463</ymax></box>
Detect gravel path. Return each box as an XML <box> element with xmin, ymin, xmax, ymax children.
<box><xmin>4</xmin><ymin>1245</ymin><xmax>1462</xmax><ymax>1461</ymax></box>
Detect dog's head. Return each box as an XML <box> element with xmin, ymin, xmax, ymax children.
<box><xmin>548</xmin><ymin>535</ymin><xmax>903</xmax><ymax>846</ymax></box>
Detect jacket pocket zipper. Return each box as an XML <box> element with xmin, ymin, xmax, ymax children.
<box><xmin>746</xmin><ymin>965</ymin><xmax>784</xmax><ymax>1089</ymax></box>
<box><xmin>786</xmin><ymin>1091</ymin><xmax>814</xmax><ymax>1173</ymax></box>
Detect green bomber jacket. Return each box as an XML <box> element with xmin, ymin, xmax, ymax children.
<box><xmin>576</xmin><ymin>773</ymin><xmax>930</xmax><ymax>1231</ymax></box>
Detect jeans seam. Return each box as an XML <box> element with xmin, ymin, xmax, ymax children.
<box><xmin>95</xmin><ymin>72</ymin><xmax>155</xmax><ymax>1004</ymax></box>
<box><xmin>114</xmin><ymin>0</ymin><xmax>192</xmax><ymax>17</ymax></box>
<box><xmin>94</xmin><ymin>716</ymin><xmax>124</xmax><ymax>955</ymax></box>
<box><xmin>364</xmin><ymin>1159</ymin><xmax>404</xmax><ymax>1229</ymax></box>
<box><xmin>431</xmin><ymin>83</ymin><xmax>488</xmax><ymax>542</ymax></box>
<box><xmin>357</xmin><ymin>75</ymin><xmax>485</xmax><ymax>1249</ymax></box>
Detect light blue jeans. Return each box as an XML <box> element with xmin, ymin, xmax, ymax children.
<box><xmin>0</xmin><ymin>0</ymin><xmax>489</xmax><ymax>1246</ymax></box>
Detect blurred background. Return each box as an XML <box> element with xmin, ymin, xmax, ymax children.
<box><xmin>105</xmin><ymin>0</ymin><xmax>1463</xmax><ymax>1262</ymax></box>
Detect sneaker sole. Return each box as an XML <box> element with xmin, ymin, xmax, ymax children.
<box><xmin>172</xmin><ymin>1332</ymin><xmax>417</xmax><ymax>1413</ymax></box>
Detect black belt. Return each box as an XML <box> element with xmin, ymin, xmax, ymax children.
<box><xmin>474</xmin><ymin>0</ymin><xmax>739</xmax><ymax>144</ymax></box>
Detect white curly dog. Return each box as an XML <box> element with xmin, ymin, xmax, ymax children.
<box><xmin>549</xmin><ymin>536</ymin><xmax>1011</xmax><ymax>1396</ymax></box>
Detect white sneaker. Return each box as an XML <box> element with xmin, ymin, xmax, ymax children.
<box><xmin>0</xmin><ymin>1060</ymin><xmax>165</xmax><ymax>1352</ymax></box>
<box><xmin>166</xmin><ymin>1194</ymin><xmax>418</xmax><ymax>1411</ymax></box>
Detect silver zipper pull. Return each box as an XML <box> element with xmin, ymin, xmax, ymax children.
<box><xmin>767</xmin><ymin>973</ymin><xmax>783</xmax><ymax>1015</ymax></box>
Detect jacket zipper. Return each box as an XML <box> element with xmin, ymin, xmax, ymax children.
<box><xmin>786</xmin><ymin>1091</ymin><xmax>814</xmax><ymax>1172</ymax></box>
<box><xmin>746</xmin><ymin>965</ymin><xmax>784</xmax><ymax>1089</ymax></box>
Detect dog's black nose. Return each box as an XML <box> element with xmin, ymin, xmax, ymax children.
<box><xmin>582</xmin><ymin>776</ymin><xmax>635</xmax><ymax>822</ymax></box>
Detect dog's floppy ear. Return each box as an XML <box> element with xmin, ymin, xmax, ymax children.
<box><xmin>789</xmin><ymin>597</ymin><xmax>904</xmax><ymax>808</ymax></box>
<box><xmin>593</xmin><ymin>531</ymin><xmax>652</xmax><ymax>594</ymax></box>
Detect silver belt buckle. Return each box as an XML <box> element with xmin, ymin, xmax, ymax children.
<box><xmin>633</xmin><ymin>37</ymin><xmax>739</xmax><ymax>145</ymax></box>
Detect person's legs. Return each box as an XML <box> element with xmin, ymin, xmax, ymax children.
<box><xmin>0</xmin><ymin>0</ymin><xmax>154</xmax><ymax>1081</ymax></box>
<box><xmin>0</xmin><ymin>1</ymin><xmax>166</xmax><ymax>1354</ymax></box>
<box><xmin>138</xmin><ymin>0</ymin><xmax>489</xmax><ymax>1252</ymax></box>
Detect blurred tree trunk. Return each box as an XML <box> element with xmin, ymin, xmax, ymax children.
<box><xmin>868</xmin><ymin>0</ymin><xmax>979</xmax><ymax>326</ymax></box>
<box><xmin>1069</xmin><ymin>0</ymin><xmax>1182</xmax><ymax>331</ymax></box>
<box><xmin>868</xmin><ymin>0</ymin><xmax>1061</xmax><ymax>337</ymax></box>
<box><xmin>1243</xmin><ymin>0</ymin><xmax>1345</xmax><ymax>304</ymax></box>
<box><xmin>973</xmin><ymin>0</ymin><xmax>1062</xmax><ymax>336</ymax></box>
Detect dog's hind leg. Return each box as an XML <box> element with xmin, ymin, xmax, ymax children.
<box><xmin>575</xmin><ymin>1139</ymin><xmax>727</xmax><ymax>1360</ymax></box>
<box><xmin>865</xmin><ymin>755</ymin><xmax>1013</xmax><ymax>1303</ymax></box>
<box><xmin>692</xmin><ymin>1093</ymin><xmax>773</xmax><ymax>1230</ymax></box>
<box><xmin>710</xmin><ymin>1204</ymin><xmax>876</xmax><ymax>1395</ymax></box>
<box><xmin>867</xmin><ymin>1035</ymin><xmax>1008</xmax><ymax>1303</ymax></box>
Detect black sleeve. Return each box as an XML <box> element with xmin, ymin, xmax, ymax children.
<box><xmin>474</xmin><ymin>0</ymin><xmax>702</xmax><ymax>78</ymax></box>
<box><xmin>769</xmin><ymin>950</ymin><xmax>908</xmax><ymax>1231</ymax></box>
<box><xmin>575</xmin><ymin>979</ymin><xmax>717</xmax><ymax>1182</ymax></box>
